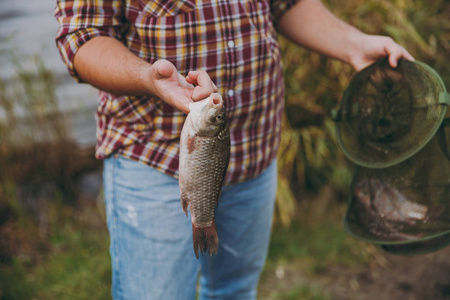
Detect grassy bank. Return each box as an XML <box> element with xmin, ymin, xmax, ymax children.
<box><xmin>0</xmin><ymin>190</ymin><xmax>372</xmax><ymax>300</ymax></box>
<box><xmin>0</xmin><ymin>198</ymin><xmax>111</xmax><ymax>300</ymax></box>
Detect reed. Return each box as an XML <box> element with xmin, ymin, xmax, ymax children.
<box><xmin>0</xmin><ymin>56</ymin><xmax>102</xmax><ymax>265</ymax></box>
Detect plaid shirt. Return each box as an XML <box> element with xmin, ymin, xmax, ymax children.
<box><xmin>55</xmin><ymin>0</ymin><xmax>298</xmax><ymax>184</ymax></box>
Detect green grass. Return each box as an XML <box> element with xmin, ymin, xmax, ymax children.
<box><xmin>0</xmin><ymin>205</ymin><xmax>111</xmax><ymax>300</ymax></box>
<box><xmin>269</xmin><ymin>194</ymin><xmax>372</xmax><ymax>267</ymax></box>
<box><xmin>275</xmin><ymin>285</ymin><xmax>330</xmax><ymax>300</ymax></box>
<box><xmin>0</xmin><ymin>199</ymin><xmax>372</xmax><ymax>300</ymax></box>
<box><xmin>258</xmin><ymin>199</ymin><xmax>374</xmax><ymax>300</ymax></box>
<box><xmin>269</xmin><ymin>221</ymin><xmax>364</xmax><ymax>267</ymax></box>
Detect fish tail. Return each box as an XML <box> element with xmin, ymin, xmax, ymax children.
<box><xmin>192</xmin><ymin>220</ymin><xmax>219</xmax><ymax>259</ymax></box>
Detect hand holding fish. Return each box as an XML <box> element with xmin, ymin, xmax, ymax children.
<box><xmin>149</xmin><ymin>59</ymin><xmax>218</xmax><ymax>113</ymax></box>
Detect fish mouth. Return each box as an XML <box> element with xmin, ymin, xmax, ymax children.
<box><xmin>190</xmin><ymin>93</ymin><xmax>223</xmax><ymax>115</ymax></box>
<box><xmin>209</xmin><ymin>93</ymin><xmax>223</xmax><ymax>110</ymax></box>
<box><xmin>188</xmin><ymin>93</ymin><xmax>225</xmax><ymax>133</ymax></box>
<box><xmin>210</xmin><ymin>93</ymin><xmax>223</xmax><ymax>108</ymax></box>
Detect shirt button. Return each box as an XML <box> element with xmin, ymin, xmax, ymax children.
<box><xmin>227</xmin><ymin>40</ymin><xmax>235</xmax><ymax>48</ymax></box>
<box><xmin>227</xmin><ymin>89</ymin><xmax>235</xmax><ymax>97</ymax></box>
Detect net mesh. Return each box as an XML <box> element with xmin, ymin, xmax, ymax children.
<box><xmin>338</xmin><ymin>59</ymin><xmax>450</xmax><ymax>254</ymax></box>
<box><xmin>336</xmin><ymin>59</ymin><xmax>447</xmax><ymax>168</ymax></box>
<box><xmin>344</xmin><ymin>125</ymin><xmax>450</xmax><ymax>254</ymax></box>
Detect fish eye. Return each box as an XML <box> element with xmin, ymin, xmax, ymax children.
<box><xmin>216</xmin><ymin>114</ymin><xmax>223</xmax><ymax>121</ymax></box>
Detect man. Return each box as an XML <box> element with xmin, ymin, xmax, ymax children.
<box><xmin>55</xmin><ymin>0</ymin><xmax>413</xmax><ymax>299</ymax></box>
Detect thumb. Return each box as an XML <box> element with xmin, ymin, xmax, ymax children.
<box><xmin>153</xmin><ymin>60</ymin><xmax>176</xmax><ymax>79</ymax></box>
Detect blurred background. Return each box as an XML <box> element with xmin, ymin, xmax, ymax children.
<box><xmin>0</xmin><ymin>0</ymin><xmax>449</xmax><ymax>299</ymax></box>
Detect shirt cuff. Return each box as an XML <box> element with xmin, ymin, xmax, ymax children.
<box><xmin>271</xmin><ymin>0</ymin><xmax>301</xmax><ymax>25</ymax></box>
<box><xmin>56</xmin><ymin>26</ymin><xmax>121</xmax><ymax>82</ymax></box>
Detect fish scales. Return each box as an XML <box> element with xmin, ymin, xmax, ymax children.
<box><xmin>179</xmin><ymin>93</ymin><xmax>230</xmax><ymax>258</ymax></box>
<box><xmin>186</xmin><ymin>136</ymin><xmax>226</xmax><ymax>226</ymax></box>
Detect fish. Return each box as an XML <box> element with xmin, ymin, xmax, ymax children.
<box><xmin>354</xmin><ymin>178</ymin><xmax>428</xmax><ymax>224</ymax></box>
<box><xmin>353</xmin><ymin>178</ymin><xmax>429</xmax><ymax>240</ymax></box>
<box><xmin>179</xmin><ymin>93</ymin><xmax>230</xmax><ymax>258</ymax></box>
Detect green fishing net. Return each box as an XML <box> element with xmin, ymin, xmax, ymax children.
<box><xmin>334</xmin><ymin>59</ymin><xmax>450</xmax><ymax>255</ymax></box>
<box><xmin>336</xmin><ymin>59</ymin><xmax>449</xmax><ymax>168</ymax></box>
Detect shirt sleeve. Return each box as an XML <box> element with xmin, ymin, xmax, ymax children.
<box><xmin>54</xmin><ymin>0</ymin><xmax>124</xmax><ymax>81</ymax></box>
<box><xmin>270</xmin><ymin>0</ymin><xmax>300</xmax><ymax>25</ymax></box>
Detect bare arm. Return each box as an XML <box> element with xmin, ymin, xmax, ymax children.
<box><xmin>73</xmin><ymin>36</ymin><xmax>217</xmax><ymax>113</ymax></box>
<box><xmin>278</xmin><ymin>0</ymin><xmax>414</xmax><ymax>71</ymax></box>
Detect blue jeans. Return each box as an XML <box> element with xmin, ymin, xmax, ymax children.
<box><xmin>103</xmin><ymin>155</ymin><xmax>277</xmax><ymax>300</ymax></box>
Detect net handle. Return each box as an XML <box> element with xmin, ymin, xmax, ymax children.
<box><xmin>443</xmin><ymin>93</ymin><xmax>450</xmax><ymax>123</ymax></box>
<box><xmin>439</xmin><ymin>92</ymin><xmax>450</xmax><ymax>158</ymax></box>
<box><xmin>440</xmin><ymin>92</ymin><xmax>450</xmax><ymax>106</ymax></box>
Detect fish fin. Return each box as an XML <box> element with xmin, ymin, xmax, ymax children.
<box><xmin>192</xmin><ymin>220</ymin><xmax>219</xmax><ymax>259</ymax></box>
<box><xmin>181</xmin><ymin>195</ymin><xmax>189</xmax><ymax>216</ymax></box>
<box><xmin>187</xmin><ymin>134</ymin><xmax>196</xmax><ymax>154</ymax></box>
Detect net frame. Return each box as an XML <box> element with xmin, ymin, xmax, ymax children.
<box><xmin>334</xmin><ymin>60</ymin><xmax>450</xmax><ymax>168</ymax></box>
<box><xmin>337</xmin><ymin>59</ymin><xmax>450</xmax><ymax>255</ymax></box>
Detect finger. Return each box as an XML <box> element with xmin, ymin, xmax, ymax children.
<box><xmin>403</xmin><ymin>50</ymin><xmax>415</xmax><ymax>62</ymax></box>
<box><xmin>186</xmin><ymin>70</ymin><xmax>217</xmax><ymax>90</ymax></box>
<box><xmin>153</xmin><ymin>60</ymin><xmax>175</xmax><ymax>79</ymax></box>
<box><xmin>165</xmin><ymin>93</ymin><xmax>193</xmax><ymax>114</ymax></box>
<box><xmin>387</xmin><ymin>45</ymin><xmax>415</xmax><ymax>68</ymax></box>
<box><xmin>388</xmin><ymin>52</ymin><xmax>401</xmax><ymax>68</ymax></box>
<box><xmin>177</xmin><ymin>73</ymin><xmax>195</xmax><ymax>89</ymax></box>
<box><xmin>186</xmin><ymin>70</ymin><xmax>217</xmax><ymax>100</ymax></box>
<box><xmin>190</xmin><ymin>86</ymin><xmax>213</xmax><ymax>101</ymax></box>
<box><xmin>185</xmin><ymin>70</ymin><xmax>202</xmax><ymax>84</ymax></box>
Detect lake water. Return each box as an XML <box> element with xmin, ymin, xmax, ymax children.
<box><xmin>0</xmin><ymin>0</ymin><xmax>98</xmax><ymax>147</ymax></box>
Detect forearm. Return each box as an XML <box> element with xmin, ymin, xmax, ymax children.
<box><xmin>73</xmin><ymin>36</ymin><xmax>153</xmax><ymax>96</ymax></box>
<box><xmin>278</xmin><ymin>0</ymin><xmax>363</xmax><ymax>65</ymax></box>
<box><xmin>72</xmin><ymin>36</ymin><xmax>216</xmax><ymax>113</ymax></box>
<box><xmin>278</xmin><ymin>0</ymin><xmax>413</xmax><ymax>71</ymax></box>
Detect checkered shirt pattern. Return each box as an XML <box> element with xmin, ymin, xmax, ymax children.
<box><xmin>55</xmin><ymin>0</ymin><xmax>298</xmax><ymax>184</ymax></box>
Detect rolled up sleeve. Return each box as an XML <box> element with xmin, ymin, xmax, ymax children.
<box><xmin>270</xmin><ymin>0</ymin><xmax>300</xmax><ymax>25</ymax></box>
<box><xmin>54</xmin><ymin>0</ymin><xmax>124</xmax><ymax>81</ymax></box>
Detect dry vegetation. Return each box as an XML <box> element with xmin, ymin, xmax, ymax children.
<box><xmin>0</xmin><ymin>0</ymin><xmax>449</xmax><ymax>299</ymax></box>
<box><xmin>275</xmin><ymin>0</ymin><xmax>450</xmax><ymax>225</ymax></box>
